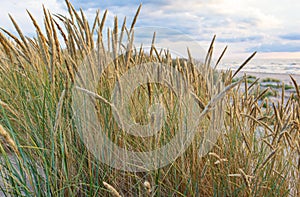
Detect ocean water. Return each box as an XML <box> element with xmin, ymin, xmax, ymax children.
<box><xmin>218</xmin><ymin>58</ymin><xmax>300</xmax><ymax>75</ymax></box>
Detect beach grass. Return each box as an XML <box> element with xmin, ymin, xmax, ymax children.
<box><xmin>262</xmin><ymin>78</ymin><xmax>281</xmax><ymax>83</ymax></box>
<box><xmin>0</xmin><ymin>1</ymin><xmax>299</xmax><ymax>196</ymax></box>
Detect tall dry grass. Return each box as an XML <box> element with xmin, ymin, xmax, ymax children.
<box><xmin>0</xmin><ymin>0</ymin><xmax>299</xmax><ymax>196</ymax></box>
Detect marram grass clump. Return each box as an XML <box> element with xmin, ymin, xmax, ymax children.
<box><xmin>0</xmin><ymin>0</ymin><xmax>299</xmax><ymax>196</ymax></box>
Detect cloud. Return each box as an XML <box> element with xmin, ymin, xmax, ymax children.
<box><xmin>218</xmin><ymin>36</ymin><xmax>263</xmax><ymax>43</ymax></box>
<box><xmin>73</xmin><ymin>0</ymin><xmax>169</xmax><ymax>9</ymax></box>
<box><xmin>280</xmin><ymin>33</ymin><xmax>300</xmax><ymax>41</ymax></box>
<box><xmin>248</xmin><ymin>42</ymin><xmax>300</xmax><ymax>52</ymax></box>
<box><xmin>0</xmin><ymin>0</ymin><xmax>67</xmax><ymax>34</ymax></box>
<box><xmin>1</xmin><ymin>0</ymin><xmax>300</xmax><ymax>55</ymax></box>
<box><xmin>63</xmin><ymin>0</ymin><xmax>300</xmax><ymax>55</ymax></box>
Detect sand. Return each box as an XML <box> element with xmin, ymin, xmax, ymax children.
<box><xmin>233</xmin><ymin>71</ymin><xmax>300</xmax><ymax>85</ymax></box>
<box><xmin>230</xmin><ymin>70</ymin><xmax>300</xmax><ymax>105</ymax></box>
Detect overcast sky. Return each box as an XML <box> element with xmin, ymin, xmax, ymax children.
<box><xmin>1</xmin><ymin>0</ymin><xmax>300</xmax><ymax>59</ymax></box>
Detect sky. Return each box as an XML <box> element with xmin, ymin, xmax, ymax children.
<box><xmin>1</xmin><ymin>0</ymin><xmax>300</xmax><ymax>59</ymax></box>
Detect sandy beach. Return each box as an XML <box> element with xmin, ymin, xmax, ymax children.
<box><xmin>233</xmin><ymin>71</ymin><xmax>300</xmax><ymax>85</ymax></box>
<box><xmin>229</xmin><ymin>70</ymin><xmax>300</xmax><ymax>105</ymax></box>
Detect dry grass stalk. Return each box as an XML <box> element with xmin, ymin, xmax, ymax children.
<box><xmin>214</xmin><ymin>45</ymin><xmax>227</xmax><ymax>69</ymax></box>
<box><xmin>284</xmin><ymin>132</ymin><xmax>294</xmax><ymax>149</ymax></box>
<box><xmin>208</xmin><ymin>152</ymin><xmax>221</xmax><ymax>160</ymax></box>
<box><xmin>107</xmin><ymin>28</ymin><xmax>111</xmax><ymax>53</ymax></box>
<box><xmin>259</xmin><ymin>147</ymin><xmax>279</xmax><ymax>170</ymax></box>
<box><xmin>99</xmin><ymin>10</ymin><xmax>108</xmax><ymax>33</ymax></box>
<box><xmin>0</xmin><ymin>124</ymin><xmax>19</xmax><ymax>155</ymax></box>
<box><xmin>119</xmin><ymin>16</ymin><xmax>127</xmax><ymax>49</ymax></box>
<box><xmin>232</xmin><ymin>51</ymin><xmax>256</xmax><ymax>79</ymax></box>
<box><xmin>91</xmin><ymin>9</ymin><xmax>100</xmax><ymax>36</ymax></box>
<box><xmin>190</xmin><ymin>92</ymin><xmax>205</xmax><ymax>110</ymax></box>
<box><xmin>0</xmin><ymin>28</ymin><xmax>27</xmax><ymax>57</ymax></box>
<box><xmin>48</xmin><ymin>11</ymin><xmax>62</xmax><ymax>65</ymax></box>
<box><xmin>27</xmin><ymin>10</ymin><xmax>48</xmax><ymax>49</ymax></box>
<box><xmin>0</xmin><ymin>35</ymin><xmax>13</xmax><ymax>62</ymax></box>
<box><xmin>272</xmin><ymin>103</ymin><xmax>283</xmax><ymax>128</ymax></box>
<box><xmin>65</xmin><ymin>0</ymin><xmax>74</xmax><ymax>22</ymax></box>
<box><xmin>241</xmin><ymin>131</ymin><xmax>251</xmax><ymax>153</ymax></box>
<box><xmin>53</xmin><ymin>90</ymin><xmax>66</xmax><ymax>134</ymax></box>
<box><xmin>253</xmin><ymin>88</ymin><xmax>269</xmax><ymax>103</ymax></box>
<box><xmin>214</xmin><ymin>158</ymin><xmax>228</xmax><ymax>165</ymax></box>
<box><xmin>204</xmin><ymin>35</ymin><xmax>215</xmax><ymax>71</ymax></box>
<box><xmin>130</xmin><ymin>4</ymin><xmax>142</xmax><ymax>33</ymax></box>
<box><xmin>125</xmin><ymin>30</ymin><xmax>134</xmax><ymax>69</ymax></box>
<box><xmin>80</xmin><ymin>9</ymin><xmax>91</xmax><ymax>49</ymax></box>
<box><xmin>103</xmin><ymin>181</ymin><xmax>122</xmax><ymax>197</ymax></box>
<box><xmin>290</xmin><ymin>75</ymin><xmax>300</xmax><ymax>104</ymax></box>
<box><xmin>238</xmin><ymin>168</ymin><xmax>252</xmax><ymax>195</ymax></box>
<box><xmin>65</xmin><ymin>60</ymin><xmax>75</xmax><ymax>83</ymax></box>
<box><xmin>228</xmin><ymin>174</ymin><xmax>242</xmax><ymax>177</ymax></box>
<box><xmin>241</xmin><ymin>113</ymin><xmax>274</xmax><ymax>134</ymax></box>
<box><xmin>152</xmin><ymin>46</ymin><xmax>162</xmax><ymax>62</ymax></box>
<box><xmin>149</xmin><ymin>31</ymin><xmax>156</xmax><ymax>58</ymax></box>
<box><xmin>0</xmin><ymin>100</ymin><xmax>18</xmax><ymax>118</ymax></box>
<box><xmin>8</xmin><ymin>14</ymin><xmax>30</xmax><ymax>52</ymax></box>
<box><xmin>143</xmin><ymin>180</ymin><xmax>152</xmax><ymax>194</ymax></box>
<box><xmin>262</xmin><ymin>138</ymin><xmax>275</xmax><ymax>150</ymax></box>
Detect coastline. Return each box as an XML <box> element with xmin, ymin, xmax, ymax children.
<box><xmin>228</xmin><ymin>70</ymin><xmax>300</xmax><ymax>104</ymax></box>
<box><xmin>232</xmin><ymin>71</ymin><xmax>300</xmax><ymax>84</ymax></box>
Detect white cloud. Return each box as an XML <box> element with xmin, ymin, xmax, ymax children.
<box><xmin>0</xmin><ymin>0</ymin><xmax>66</xmax><ymax>34</ymax></box>
<box><xmin>0</xmin><ymin>0</ymin><xmax>300</xmax><ymax>57</ymax></box>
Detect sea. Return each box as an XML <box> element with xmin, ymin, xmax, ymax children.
<box><xmin>218</xmin><ymin>58</ymin><xmax>300</xmax><ymax>75</ymax></box>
